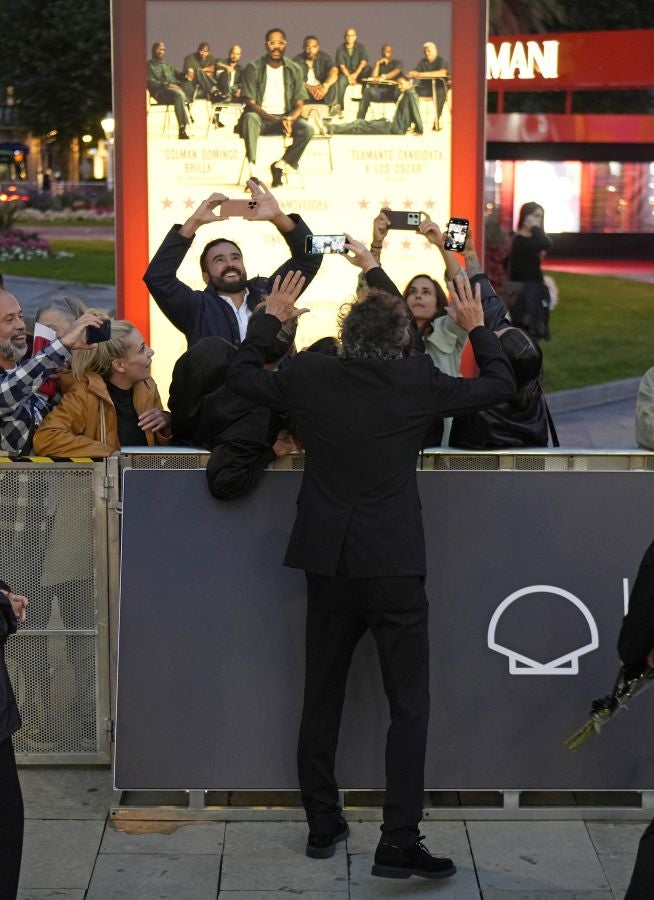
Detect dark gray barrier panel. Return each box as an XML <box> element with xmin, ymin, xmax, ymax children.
<box><xmin>115</xmin><ymin>469</ymin><xmax>654</xmax><ymax>790</ymax></box>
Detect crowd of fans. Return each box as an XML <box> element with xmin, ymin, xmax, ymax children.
<box><xmin>0</xmin><ymin>179</ymin><xmax>562</xmax><ymax>501</ymax></box>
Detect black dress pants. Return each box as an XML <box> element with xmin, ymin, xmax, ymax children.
<box><xmin>297</xmin><ymin>569</ymin><xmax>430</xmax><ymax>847</ymax></box>
<box><xmin>0</xmin><ymin>736</ymin><xmax>23</xmax><ymax>900</ymax></box>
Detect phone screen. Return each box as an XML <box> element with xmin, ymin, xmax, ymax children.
<box><xmin>305</xmin><ymin>235</ymin><xmax>347</xmax><ymax>255</ymax></box>
<box><xmin>444</xmin><ymin>218</ymin><xmax>469</xmax><ymax>252</ymax></box>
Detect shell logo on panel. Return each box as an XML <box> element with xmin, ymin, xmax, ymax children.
<box><xmin>487</xmin><ymin>585</ymin><xmax>599</xmax><ymax>675</ymax></box>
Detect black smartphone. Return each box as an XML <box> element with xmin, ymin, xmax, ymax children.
<box><xmin>86</xmin><ymin>320</ymin><xmax>111</xmax><ymax>344</ymax></box>
<box><xmin>386</xmin><ymin>210</ymin><xmax>424</xmax><ymax>231</ymax></box>
<box><xmin>443</xmin><ymin>217</ymin><xmax>469</xmax><ymax>252</ymax></box>
<box><xmin>305</xmin><ymin>234</ymin><xmax>347</xmax><ymax>255</ymax></box>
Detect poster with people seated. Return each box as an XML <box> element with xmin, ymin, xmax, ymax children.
<box><xmin>140</xmin><ymin>0</ymin><xmax>455</xmax><ymax>384</ymax></box>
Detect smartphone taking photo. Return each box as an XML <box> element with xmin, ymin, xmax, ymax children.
<box><xmin>305</xmin><ymin>234</ymin><xmax>347</xmax><ymax>255</ymax></box>
<box><xmin>443</xmin><ymin>217</ymin><xmax>469</xmax><ymax>252</ymax></box>
<box><xmin>86</xmin><ymin>320</ymin><xmax>111</xmax><ymax>344</ymax></box>
<box><xmin>219</xmin><ymin>199</ymin><xmax>259</xmax><ymax>217</ymax></box>
<box><xmin>386</xmin><ymin>210</ymin><xmax>425</xmax><ymax>231</ymax></box>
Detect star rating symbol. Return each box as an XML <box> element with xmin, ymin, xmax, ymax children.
<box><xmin>161</xmin><ymin>198</ymin><xmax>173</xmax><ymax>209</ymax></box>
<box><xmin>381</xmin><ymin>198</ymin><xmax>391</xmax><ymax>209</ymax></box>
<box><xmin>184</xmin><ymin>197</ymin><xmax>195</xmax><ymax>209</ymax></box>
<box><xmin>402</xmin><ymin>239</ymin><xmax>411</xmax><ymax>251</ymax></box>
<box><xmin>358</xmin><ymin>198</ymin><xmax>370</xmax><ymax>210</ymax></box>
<box><xmin>403</xmin><ymin>199</ymin><xmax>413</xmax><ymax>210</ymax></box>
<box><xmin>424</xmin><ymin>198</ymin><xmax>436</xmax><ymax>211</ymax></box>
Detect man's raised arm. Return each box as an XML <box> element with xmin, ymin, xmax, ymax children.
<box><xmin>243</xmin><ymin>180</ymin><xmax>322</xmax><ymax>294</ymax></box>
<box><xmin>143</xmin><ymin>193</ymin><xmax>228</xmax><ymax>334</ymax></box>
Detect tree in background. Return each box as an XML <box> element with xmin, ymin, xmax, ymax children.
<box><xmin>0</xmin><ymin>0</ymin><xmax>111</xmax><ymax>181</ymax></box>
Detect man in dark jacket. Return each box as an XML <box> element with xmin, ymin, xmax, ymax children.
<box><xmin>168</xmin><ymin>307</ymin><xmax>298</xmax><ymax>500</ymax></box>
<box><xmin>0</xmin><ymin>578</ymin><xmax>28</xmax><ymax>900</ymax></box>
<box><xmin>143</xmin><ymin>179</ymin><xmax>321</xmax><ymax>349</ymax></box>
<box><xmin>227</xmin><ymin>243</ymin><xmax>515</xmax><ymax>879</ymax></box>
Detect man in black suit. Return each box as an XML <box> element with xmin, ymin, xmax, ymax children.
<box><xmin>227</xmin><ymin>246</ymin><xmax>515</xmax><ymax>879</ymax></box>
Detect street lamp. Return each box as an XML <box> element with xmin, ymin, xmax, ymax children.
<box><xmin>100</xmin><ymin>112</ymin><xmax>115</xmax><ymax>191</ymax></box>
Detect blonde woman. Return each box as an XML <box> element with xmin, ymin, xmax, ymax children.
<box><xmin>33</xmin><ymin>319</ymin><xmax>171</xmax><ymax>457</ymax></box>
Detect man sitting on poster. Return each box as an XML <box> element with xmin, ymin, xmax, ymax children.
<box><xmin>407</xmin><ymin>41</ymin><xmax>449</xmax><ymax>126</ymax></box>
<box><xmin>238</xmin><ymin>28</ymin><xmax>313</xmax><ymax>187</ymax></box>
<box><xmin>334</xmin><ymin>27</ymin><xmax>370</xmax><ymax>110</ymax></box>
<box><xmin>358</xmin><ymin>44</ymin><xmax>402</xmax><ymax>120</ymax></box>
<box><xmin>293</xmin><ymin>36</ymin><xmax>339</xmax><ymax>113</ymax></box>
<box><xmin>216</xmin><ymin>45</ymin><xmax>244</xmax><ymax>101</ymax></box>
<box><xmin>147</xmin><ymin>41</ymin><xmax>195</xmax><ymax>140</ymax></box>
<box><xmin>143</xmin><ymin>179</ymin><xmax>321</xmax><ymax>348</ymax></box>
<box><xmin>183</xmin><ymin>42</ymin><xmax>221</xmax><ymax>101</ymax></box>
<box><xmin>326</xmin><ymin>73</ymin><xmax>422</xmax><ymax>135</ymax></box>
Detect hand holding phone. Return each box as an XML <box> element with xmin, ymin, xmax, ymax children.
<box><xmin>443</xmin><ymin>217</ymin><xmax>470</xmax><ymax>252</ymax></box>
<box><xmin>86</xmin><ymin>320</ymin><xmax>112</xmax><ymax>344</ymax></box>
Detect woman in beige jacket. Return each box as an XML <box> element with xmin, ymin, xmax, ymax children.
<box><xmin>33</xmin><ymin>320</ymin><xmax>171</xmax><ymax>458</ymax></box>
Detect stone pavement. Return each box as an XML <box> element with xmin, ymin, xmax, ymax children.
<box><xmin>16</xmin><ymin>766</ymin><xmax>644</xmax><ymax>899</ymax></box>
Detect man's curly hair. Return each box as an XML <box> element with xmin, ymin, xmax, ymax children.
<box><xmin>338</xmin><ymin>289</ymin><xmax>411</xmax><ymax>361</ymax></box>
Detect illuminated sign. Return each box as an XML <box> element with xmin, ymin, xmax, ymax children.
<box><xmin>486</xmin><ymin>40</ymin><xmax>559</xmax><ymax>81</ymax></box>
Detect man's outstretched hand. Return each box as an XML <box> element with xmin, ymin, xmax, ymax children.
<box><xmin>264</xmin><ymin>270</ymin><xmax>308</xmax><ymax>323</ymax></box>
<box><xmin>447</xmin><ymin>270</ymin><xmax>484</xmax><ymax>333</ymax></box>
<box><xmin>343</xmin><ymin>235</ymin><xmax>378</xmax><ymax>272</ymax></box>
<box><xmin>243</xmin><ymin>179</ymin><xmax>282</xmax><ymax>222</ymax></box>
<box><xmin>180</xmin><ymin>193</ymin><xmax>229</xmax><ymax>236</ymax></box>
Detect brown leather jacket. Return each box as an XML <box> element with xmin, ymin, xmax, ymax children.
<box><xmin>33</xmin><ymin>371</ymin><xmax>169</xmax><ymax>458</ymax></box>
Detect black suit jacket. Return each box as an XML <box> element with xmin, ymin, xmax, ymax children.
<box><xmin>618</xmin><ymin>539</ymin><xmax>654</xmax><ymax>679</ymax></box>
<box><xmin>227</xmin><ymin>310</ymin><xmax>516</xmax><ymax>577</ymax></box>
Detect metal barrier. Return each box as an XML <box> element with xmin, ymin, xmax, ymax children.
<box><xmin>6</xmin><ymin>445</ymin><xmax>654</xmax><ymax>819</ymax></box>
<box><xmin>1</xmin><ymin>458</ymin><xmax>111</xmax><ymax>762</ymax></box>
<box><xmin>111</xmin><ymin>448</ymin><xmax>654</xmax><ymax>822</ymax></box>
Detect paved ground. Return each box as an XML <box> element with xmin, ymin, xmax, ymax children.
<box><xmin>16</xmin><ymin>766</ymin><xmax>645</xmax><ymax>899</ymax></box>
<box><xmin>3</xmin><ymin>274</ymin><xmax>116</xmax><ymax>319</ymax></box>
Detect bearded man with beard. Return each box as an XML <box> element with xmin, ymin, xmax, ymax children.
<box><xmin>144</xmin><ymin>179</ymin><xmax>321</xmax><ymax>348</ymax></box>
<box><xmin>0</xmin><ymin>290</ymin><xmax>103</xmax><ymax>453</ymax></box>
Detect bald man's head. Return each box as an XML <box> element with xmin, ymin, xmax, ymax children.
<box><xmin>0</xmin><ymin>290</ymin><xmax>27</xmax><ymax>365</ymax></box>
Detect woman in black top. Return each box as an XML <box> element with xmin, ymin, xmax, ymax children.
<box><xmin>0</xmin><ymin>579</ymin><xmax>28</xmax><ymax>900</ymax></box>
<box><xmin>506</xmin><ymin>202</ymin><xmax>553</xmax><ymax>342</ymax></box>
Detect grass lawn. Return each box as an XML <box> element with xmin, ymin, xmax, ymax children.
<box><xmin>541</xmin><ymin>271</ymin><xmax>654</xmax><ymax>392</ymax></box>
<box><xmin>0</xmin><ymin>239</ymin><xmax>115</xmax><ymax>285</ymax></box>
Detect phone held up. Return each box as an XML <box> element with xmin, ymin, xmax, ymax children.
<box><xmin>86</xmin><ymin>320</ymin><xmax>111</xmax><ymax>344</ymax></box>
<box><xmin>385</xmin><ymin>210</ymin><xmax>425</xmax><ymax>231</ymax></box>
<box><xmin>305</xmin><ymin>234</ymin><xmax>347</xmax><ymax>255</ymax></box>
<box><xmin>444</xmin><ymin>217</ymin><xmax>469</xmax><ymax>252</ymax></box>
<box><xmin>219</xmin><ymin>198</ymin><xmax>259</xmax><ymax>217</ymax></box>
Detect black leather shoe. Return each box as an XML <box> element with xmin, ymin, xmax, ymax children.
<box><xmin>371</xmin><ymin>837</ymin><xmax>456</xmax><ymax>879</ymax></box>
<box><xmin>270</xmin><ymin>163</ymin><xmax>285</xmax><ymax>188</ymax></box>
<box><xmin>306</xmin><ymin>817</ymin><xmax>349</xmax><ymax>859</ymax></box>
<box><xmin>178</xmin><ymin>128</ymin><xmax>190</xmax><ymax>140</ymax></box>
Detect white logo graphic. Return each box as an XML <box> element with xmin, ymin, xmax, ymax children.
<box><xmin>487</xmin><ymin>585</ymin><xmax>599</xmax><ymax>675</ymax></box>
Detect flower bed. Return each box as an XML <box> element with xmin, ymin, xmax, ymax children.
<box><xmin>16</xmin><ymin>208</ymin><xmax>115</xmax><ymax>224</ymax></box>
<box><xmin>0</xmin><ymin>229</ymin><xmax>74</xmax><ymax>262</ymax></box>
